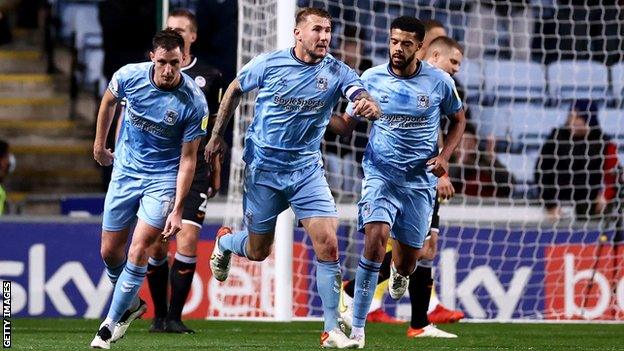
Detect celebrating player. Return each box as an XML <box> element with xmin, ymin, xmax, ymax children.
<box><xmin>339</xmin><ymin>17</ymin><xmax>466</xmax><ymax>347</ymax></box>
<box><xmin>205</xmin><ymin>7</ymin><xmax>380</xmax><ymax>349</ymax></box>
<box><xmin>90</xmin><ymin>29</ymin><xmax>208</xmax><ymax>349</ymax></box>
<box><xmin>333</xmin><ymin>37</ymin><xmax>465</xmax><ymax>339</ymax></box>
<box><xmin>145</xmin><ymin>8</ymin><xmax>225</xmax><ymax>335</ymax></box>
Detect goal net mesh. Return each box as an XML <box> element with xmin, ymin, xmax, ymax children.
<box><xmin>217</xmin><ymin>0</ymin><xmax>624</xmax><ymax>321</ymax></box>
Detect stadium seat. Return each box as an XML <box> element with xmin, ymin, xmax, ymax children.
<box><xmin>610</xmin><ymin>63</ymin><xmax>624</xmax><ymax>105</ymax></box>
<box><xmin>455</xmin><ymin>58</ymin><xmax>482</xmax><ymax>103</ymax></box>
<box><xmin>546</xmin><ymin>60</ymin><xmax>610</xmax><ymax>101</ymax></box>
<box><xmin>497</xmin><ymin>152</ymin><xmax>539</xmax><ymax>184</ymax></box>
<box><xmin>483</xmin><ymin>59</ymin><xmax>547</xmax><ymax>104</ymax></box>
<box><xmin>599</xmin><ymin>108</ymin><xmax>624</xmax><ymax>142</ymax></box>
<box><xmin>476</xmin><ymin>104</ymin><xmax>568</xmax><ymax>152</ymax></box>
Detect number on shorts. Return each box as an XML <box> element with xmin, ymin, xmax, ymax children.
<box><xmin>198</xmin><ymin>192</ymin><xmax>209</xmax><ymax>213</ymax></box>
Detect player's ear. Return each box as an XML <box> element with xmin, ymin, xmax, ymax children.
<box><xmin>294</xmin><ymin>27</ymin><xmax>301</xmax><ymax>41</ymax></box>
<box><xmin>190</xmin><ymin>32</ymin><xmax>197</xmax><ymax>44</ymax></box>
<box><xmin>149</xmin><ymin>51</ymin><xmax>155</xmax><ymax>62</ymax></box>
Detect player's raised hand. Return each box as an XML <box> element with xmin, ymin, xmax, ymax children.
<box><xmin>161</xmin><ymin>209</ymin><xmax>182</xmax><ymax>241</ymax></box>
<box><xmin>204</xmin><ymin>133</ymin><xmax>227</xmax><ymax>164</ymax></box>
<box><xmin>426</xmin><ymin>156</ymin><xmax>449</xmax><ymax>178</ymax></box>
<box><xmin>437</xmin><ymin>174</ymin><xmax>455</xmax><ymax>201</ymax></box>
<box><xmin>93</xmin><ymin>146</ymin><xmax>114</xmax><ymax>167</ymax></box>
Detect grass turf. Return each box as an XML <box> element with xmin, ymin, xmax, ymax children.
<box><xmin>7</xmin><ymin>319</ymin><xmax>624</xmax><ymax>350</ymax></box>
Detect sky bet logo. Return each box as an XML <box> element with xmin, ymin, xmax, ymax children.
<box><xmin>3</xmin><ymin>281</ymin><xmax>11</xmax><ymax>348</ymax></box>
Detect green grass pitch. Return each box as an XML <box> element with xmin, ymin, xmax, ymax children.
<box><xmin>8</xmin><ymin>319</ymin><xmax>624</xmax><ymax>350</ymax></box>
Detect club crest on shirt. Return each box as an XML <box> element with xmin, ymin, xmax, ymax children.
<box><xmin>362</xmin><ymin>202</ymin><xmax>371</xmax><ymax>218</ymax></box>
<box><xmin>379</xmin><ymin>95</ymin><xmax>389</xmax><ymax>104</ymax></box>
<box><xmin>417</xmin><ymin>95</ymin><xmax>430</xmax><ymax>108</ymax></box>
<box><xmin>194</xmin><ymin>76</ymin><xmax>206</xmax><ymax>88</ymax></box>
<box><xmin>163</xmin><ymin>109</ymin><xmax>179</xmax><ymax>125</ymax></box>
<box><xmin>316</xmin><ymin>76</ymin><xmax>328</xmax><ymax>91</ymax></box>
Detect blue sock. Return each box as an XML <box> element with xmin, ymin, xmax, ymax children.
<box><xmin>316</xmin><ymin>259</ymin><xmax>341</xmax><ymax>332</ymax></box>
<box><xmin>106</xmin><ymin>261</ymin><xmax>147</xmax><ymax>323</ymax></box>
<box><xmin>218</xmin><ymin>229</ymin><xmax>249</xmax><ymax>258</ymax></box>
<box><xmin>352</xmin><ymin>257</ymin><xmax>382</xmax><ymax>328</ymax></box>
<box><xmin>104</xmin><ymin>259</ymin><xmax>126</xmax><ymax>285</ymax></box>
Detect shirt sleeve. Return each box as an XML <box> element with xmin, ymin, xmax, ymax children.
<box><xmin>108</xmin><ymin>65</ymin><xmax>129</xmax><ymax>99</ymax></box>
<box><xmin>183</xmin><ymin>99</ymin><xmax>208</xmax><ymax>143</ymax></box>
<box><xmin>440</xmin><ymin>76</ymin><xmax>463</xmax><ymax>116</ymax></box>
<box><xmin>237</xmin><ymin>54</ymin><xmax>268</xmax><ymax>93</ymax></box>
<box><xmin>339</xmin><ymin>64</ymin><xmax>366</xmax><ymax>102</ymax></box>
<box><xmin>345</xmin><ymin>69</ymin><xmax>370</xmax><ymax>120</ymax></box>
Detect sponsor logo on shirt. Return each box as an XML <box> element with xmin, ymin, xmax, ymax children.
<box><xmin>380</xmin><ymin>114</ymin><xmax>428</xmax><ymax>129</ymax></box>
<box><xmin>273</xmin><ymin>95</ymin><xmax>326</xmax><ymax>112</ymax></box>
<box><xmin>129</xmin><ymin>113</ymin><xmax>174</xmax><ymax>137</ymax></box>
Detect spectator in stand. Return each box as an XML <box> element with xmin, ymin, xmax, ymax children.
<box><xmin>449</xmin><ymin>122</ymin><xmax>515</xmax><ymax>197</ymax></box>
<box><xmin>535</xmin><ymin>99</ymin><xmax>620</xmax><ymax>221</ymax></box>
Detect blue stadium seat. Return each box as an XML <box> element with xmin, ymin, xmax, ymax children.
<box><xmin>599</xmin><ymin>108</ymin><xmax>624</xmax><ymax>142</ymax></box>
<box><xmin>497</xmin><ymin>152</ymin><xmax>539</xmax><ymax>184</ymax></box>
<box><xmin>610</xmin><ymin>63</ymin><xmax>624</xmax><ymax>105</ymax></box>
<box><xmin>483</xmin><ymin>59</ymin><xmax>547</xmax><ymax>104</ymax></box>
<box><xmin>476</xmin><ymin>104</ymin><xmax>568</xmax><ymax>152</ymax></box>
<box><xmin>546</xmin><ymin>60</ymin><xmax>610</xmax><ymax>101</ymax></box>
<box><xmin>455</xmin><ymin>58</ymin><xmax>482</xmax><ymax>103</ymax></box>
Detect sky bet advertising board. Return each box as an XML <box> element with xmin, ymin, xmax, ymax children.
<box><xmin>1</xmin><ymin>221</ymin><xmax>622</xmax><ymax>321</ymax></box>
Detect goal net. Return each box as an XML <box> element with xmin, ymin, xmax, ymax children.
<box><xmin>218</xmin><ymin>0</ymin><xmax>624</xmax><ymax>322</ymax></box>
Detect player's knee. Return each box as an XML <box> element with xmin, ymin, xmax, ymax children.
<box><xmin>314</xmin><ymin>235</ymin><xmax>338</xmax><ymax>261</ymax></box>
<box><xmin>246</xmin><ymin>244</ymin><xmax>271</xmax><ymax>261</ymax></box>
<box><xmin>100</xmin><ymin>245</ymin><xmax>124</xmax><ymax>265</ymax></box>
<box><xmin>176</xmin><ymin>242</ymin><xmax>197</xmax><ymax>257</ymax></box>
<box><xmin>128</xmin><ymin>244</ymin><xmax>149</xmax><ymax>264</ymax></box>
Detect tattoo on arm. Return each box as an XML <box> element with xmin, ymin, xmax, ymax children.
<box><xmin>213</xmin><ymin>80</ymin><xmax>244</xmax><ymax>136</ymax></box>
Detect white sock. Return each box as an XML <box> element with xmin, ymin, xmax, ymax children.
<box><xmin>350</xmin><ymin>327</ymin><xmax>364</xmax><ymax>338</ymax></box>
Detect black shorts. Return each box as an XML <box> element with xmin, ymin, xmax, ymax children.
<box><xmin>181</xmin><ymin>179</ymin><xmax>210</xmax><ymax>227</ymax></box>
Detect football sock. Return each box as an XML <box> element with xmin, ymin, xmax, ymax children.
<box><xmin>352</xmin><ymin>257</ymin><xmax>382</xmax><ymax>329</ymax></box>
<box><xmin>344</xmin><ymin>250</ymin><xmax>392</xmax><ymax>298</ymax></box>
<box><xmin>409</xmin><ymin>265</ymin><xmax>433</xmax><ymax>329</ymax></box>
<box><xmin>316</xmin><ymin>259</ymin><xmax>341</xmax><ymax>332</ymax></box>
<box><xmin>168</xmin><ymin>253</ymin><xmax>197</xmax><ymax>321</ymax></box>
<box><xmin>104</xmin><ymin>259</ymin><xmax>126</xmax><ymax>285</ymax></box>
<box><xmin>218</xmin><ymin>229</ymin><xmax>249</xmax><ymax>258</ymax></box>
<box><xmin>147</xmin><ymin>256</ymin><xmax>169</xmax><ymax>318</ymax></box>
<box><xmin>106</xmin><ymin>262</ymin><xmax>147</xmax><ymax>323</ymax></box>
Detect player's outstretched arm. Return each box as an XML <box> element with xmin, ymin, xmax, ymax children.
<box><xmin>204</xmin><ymin>79</ymin><xmax>243</xmax><ymax>163</ymax></box>
<box><xmin>163</xmin><ymin>138</ymin><xmax>201</xmax><ymax>240</ymax></box>
<box><xmin>93</xmin><ymin>89</ymin><xmax>119</xmax><ymax>167</ymax></box>
<box><xmin>328</xmin><ymin>112</ymin><xmax>359</xmax><ymax>137</ymax></box>
<box><xmin>351</xmin><ymin>90</ymin><xmax>381</xmax><ymax>121</ymax></box>
<box><xmin>426</xmin><ymin>108</ymin><xmax>466</xmax><ymax>178</ymax></box>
